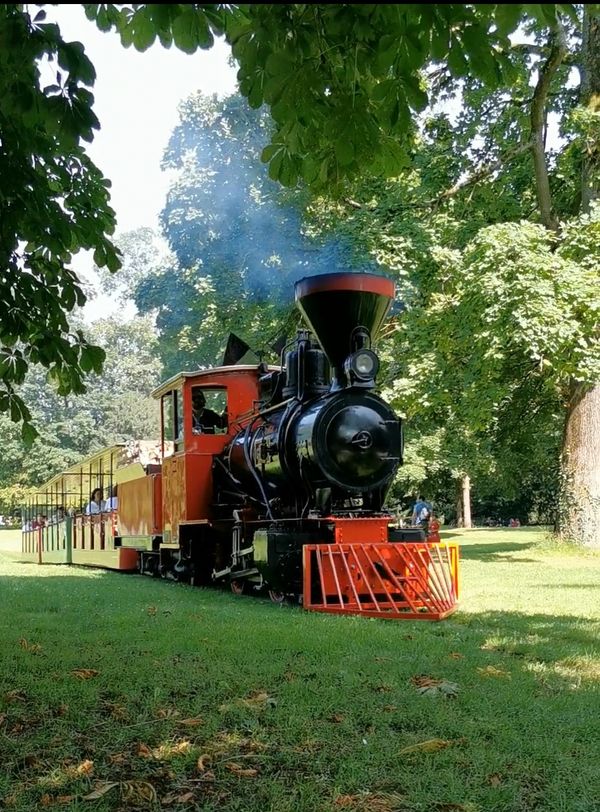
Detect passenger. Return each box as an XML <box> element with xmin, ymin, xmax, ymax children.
<box><xmin>85</xmin><ymin>488</ymin><xmax>104</xmax><ymax>515</ymax></box>
<box><xmin>192</xmin><ymin>391</ymin><xmax>227</xmax><ymax>434</ymax></box>
<box><xmin>104</xmin><ymin>485</ymin><xmax>118</xmax><ymax>511</ymax></box>
<box><xmin>50</xmin><ymin>506</ymin><xmax>66</xmax><ymax>524</ymax></box>
<box><xmin>411</xmin><ymin>495</ymin><xmax>432</xmax><ymax>527</ymax></box>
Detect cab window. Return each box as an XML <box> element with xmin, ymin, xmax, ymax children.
<box><xmin>191</xmin><ymin>387</ymin><xmax>228</xmax><ymax>435</ymax></box>
<box><xmin>162</xmin><ymin>389</ymin><xmax>184</xmax><ymax>455</ymax></box>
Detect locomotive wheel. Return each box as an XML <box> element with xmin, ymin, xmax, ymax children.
<box><xmin>268</xmin><ymin>590</ymin><xmax>286</xmax><ymax>604</ymax></box>
<box><xmin>231</xmin><ymin>579</ymin><xmax>245</xmax><ymax>595</ymax></box>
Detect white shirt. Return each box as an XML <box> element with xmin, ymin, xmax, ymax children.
<box><xmin>104</xmin><ymin>497</ymin><xmax>118</xmax><ymax>511</ymax></box>
<box><xmin>85</xmin><ymin>501</ymin><xmax>103</xmax><ymax>515</ymax></box>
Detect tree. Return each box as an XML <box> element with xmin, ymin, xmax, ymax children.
<box><xmin>84</xmin><ymin>4</ymin><xmax>580</xmax><ymax>187</ymax></box>
<box><xmin>304</xmin><ymin>8</ymin><xmax>599</xmax><ymax>543</ymax></box>
<box><xmin>0</xmin><ymin>5</ymin><xmax>121</xmax><ymax>443</ymax></box>
<box><xmin>0</xmin><ymin>2</ymin><xmax>580</xmax><ymax>439</ymax></box>
<box><xmin>2</xmin><ymin>2</ymin><xmax>595</xmax><ymax>541</ymax></box>
<box><xmin>133</xmin><ymin>92</ymin><xmax>365</xmax><ymax>375</ymax></box>
<box><xmin>0</xmin><ymin>314</ymin><xmax>161</xmax><ymax>509</ymax></box>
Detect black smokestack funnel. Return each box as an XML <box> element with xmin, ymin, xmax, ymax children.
<box><xmin>295</xmin><ymin>272</ymin><xmax>395</xmax><ymax>383</ymax></box>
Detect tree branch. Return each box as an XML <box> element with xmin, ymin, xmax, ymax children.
<box><xmin>434</xmin><ymin>141</ymin><xmax>534</xmax><ymax>204</ymax></box>
<box><xmin>530</xmin><ymin>22</ymin><xmax>568</xmax><ymax>231</ymax></box>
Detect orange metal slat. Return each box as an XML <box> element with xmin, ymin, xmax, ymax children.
<box><xmin>303</xmin><ymin>542</ymin><xmax>459</xmax><ymax>621</ymax></box>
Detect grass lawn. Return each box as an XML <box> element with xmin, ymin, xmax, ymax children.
<box><xmin>0</xmin><ymin>527</ymin><xmax>599</xmax><ymax>811</ymax></box>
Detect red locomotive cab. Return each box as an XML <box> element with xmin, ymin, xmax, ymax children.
<box><xmin>154</xmin><ymin>366</ymin><xmax>274</xmax><ymax>547</ymax></box>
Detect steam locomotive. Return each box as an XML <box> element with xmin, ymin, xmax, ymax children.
<box><xmin>22</xmin><ymin>273</ymin><xmax>458</xmax><ymax>620</ymax></box>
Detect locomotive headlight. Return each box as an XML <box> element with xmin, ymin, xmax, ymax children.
<box><xmin>345</xmin><ymin>349</ymin><xmax>380</xmax><ymax>382</ymax></box>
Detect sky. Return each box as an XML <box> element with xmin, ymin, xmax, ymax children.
<box><xmin>45</xmin><ymin>5</ymin><xmax>237</xmax><ymax>319</ymax></box>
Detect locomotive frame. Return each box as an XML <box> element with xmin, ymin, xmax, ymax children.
<box><xmin>22</xmin><ymin>273</ymin><xmax>459</xmax><ymax>620</ymax></box>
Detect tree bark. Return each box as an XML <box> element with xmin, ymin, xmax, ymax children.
<box><xmin>456</xmin><ymin>483</ymin><xmax>464</xmax><ymax>528</ymax></box>
<box><xmin>559</xmin><ymin>384</ymin><xmax>600</xmax><ymax>548</ymax></box>
<box><xmin>456</xmin><ymin>475</ymin><xmax>472</xmax><ymax>528</ymax></box>
<box><xmin>462</xmin><ymin>475</ymin><xmax>472</xmax><ymax>529</ymax></box>
<box><xmin>558</xmin><ymin>6</ymin><xmax>600</xmax><ymax>548</ymax></box>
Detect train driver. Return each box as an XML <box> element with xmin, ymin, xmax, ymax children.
<box><xmin>192</xmin><ymin>390</ymin><xmax>227</xmax><ymax>435</ymax></box>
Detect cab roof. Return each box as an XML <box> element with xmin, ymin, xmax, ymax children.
<box><xmin>151</xmin><ymin>365</ymin><xmax>280</xmax><ymax>400</ymax></box>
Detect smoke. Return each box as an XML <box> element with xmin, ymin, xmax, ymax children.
<box><xmin>160</xmin><ymin>91</ymin><xmax>380</xmax><ymax>312</ymax></box>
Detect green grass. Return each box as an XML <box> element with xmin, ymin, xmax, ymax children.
<box><xmin>1</xmin><ymin>527</ymin><xmax>599</xmax><ymax>811</ymax></box>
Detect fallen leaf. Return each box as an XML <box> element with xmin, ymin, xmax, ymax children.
<box><xmin>66</xmin><ymin>759</ymin><xmax>94</xmax><ymax>778</ymax></box>
<box><xmin>120</xmin><ymin>781</ymin><xmax>157</xmax><ymax>804</ymax></box>
<box><xmin>136</xmin><ymin>742</ymin><xmax>153</xmax><ymax>758</ymax></box>
<box><xmin>71</xmin><ymin>669</ymin><xmax>99</xmax><ymax>680</ymax></box>
<box><xmin>398</xmin><ymin>738</ymin><xmax>454</xmax><ymax>755</ymax></box>
<box><xmin>83</xmin><ymin>782</ymin><xmax>119</xmax><ymax>800</ymax></box>
<box><xmin>449</xmin><ymin>652</ymin><xmax>464</xmax><ymax>659</ymax></box>
<box><xmin>19</xmin><ymin>639</ymin><xmax>42</xmax><ymax>654</ymax></box>
<box><xmin>411</xmin><ymin>675</ymin><xmax>459</xmax><ymax>698</ymax></box>
<box><xmin>179</xmin><ymin>716</ymin><xmax>204</xmax><ymax>727</ymax></box>
<box><xmin>146</xmin><ymin>606</ymin><xmax>157</xmax><ymax>616</ymax></box>
<box><xmin>156</xmin><ymin>707</ymin><xmax>180</xmax><ymax>719</ymax></box>
<box><xmin>103</xmin><ymin>701</ymin><xmax>128</xmax><ymax>721</ymax></box>
<box><xmin>329</xmin><ymin>713</ymin><xmax>345</xmax><ymax>723</ymax></box>
<box><xmin>4</xmin><ymin>690</ymin><xmax>26</xmax><ymax>702</ymax></box>
<box><xmin>177</xmin><ymin>792</ymin><xmax>194</xmax><ymax>803</ymax></box>
<box><xmin>40</xmin><ymin>795</ymin><xmax>53</xmax><ymax>807</ymax></box>
<box><xmin>108</xmin><ymin>752</ymin><xmax>128</xmax><ymax>766</ymax></box>
<box><xmin>488</xmin><ymin>773</ymin><xmax>502</xmax><ymax>787</ymax></box>
<box><xmin>411</xmin><ymin>675</ymin><xmax>441</xmax><ymax>688</ymax></box>
<box><xmin>153</xmin><ymin>740</ymin><xmax>192</xmax><ymax>760</ymax></box>
<box><xmin>197</xmin><ymin>754</ymin><xmax>211</xmax><ymax>772</ymax></box>
<box><xmin>225</xmin><ymin>762</ymin><xmax>258</xmax><ymax>777</ymax></box>
<box><xmin>477</xmin><ymin>666</ymin><xmax>511</xmax><ymax>679</ymax></box>
<box><xmin>56</xmin><ymin>797</ymin><xmax>76</xmax><ymax>805</ymax></box>
<box><xmin>382</xmin><ymin>705</ymin><xmax>398</xmax><ymax>713</ymax></box>
<box><xmin>163</xmin><ymin>790</ymin><xmax>195</xmax><ymax>804</ymax></box>
<box><xmin>76</xmin><ymin>759</ymin><xmax>94</xmax><ymax>776</ymax></box>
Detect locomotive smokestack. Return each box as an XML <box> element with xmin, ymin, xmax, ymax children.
<box><xmin>295</xmin><ymin>272</ymin><xmax>395</xmax><ymax>387</ymax></box>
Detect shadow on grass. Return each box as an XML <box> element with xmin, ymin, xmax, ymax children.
<box><xmin>458</xmin><ymin>541</ymin><xmax>539</xmax><ymax>562</ymax></box>
<box><xmin>0</xmin><ymin>563</ymin><xmax>599</xmax><ymax>811</ymax></box>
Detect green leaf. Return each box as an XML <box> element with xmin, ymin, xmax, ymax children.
<box><xmin>172</xmin><ymin>9</ymin><xmax>213</xmax><ymax>54</ymax></box>
<box><xmin>268</xmin><ymin>150</ymin><xmax>284</xmax><ymax>182</ymax></box>
<box><xmin>21</xmin><ymin>422</ymin><xmax>39</xmax><ymax>448</ymax></box>
<box><xmin>261</xmin><ymin>143</ymin><xmax>282</xmax><ymax>163</ymax></box>
<box><xmin>131</xmin><ymin>9</ymin><xmax>157</xmax><ymax>52</ymax></box>
<box><xmin>430</xmin><ymin>23</ymin><xmax>449</xmax><ymax>61</ymax></box>
<box><xmin>265</xmin><ymin>51</ymin><xmax>295</xmax><ymax>77</ymax></box>
<box><xmin>447</xmin><ymin>41</ymin><xmax>469</xmax><ymax>77</ymax></box>
<box><xmin>335</xmin><ymin>138</ymin><xmax>355</xmax><ymax>167</ymax></box>
<box><xmin>494</xmin><ymin>4</ymin><xmax>523</xmax><ymax>38</ymax></box>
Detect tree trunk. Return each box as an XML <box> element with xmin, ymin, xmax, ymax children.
<box><xmin>456</xmin><ymin>484</ymin><xmax>464</xmax><ymax>527</ymax></box>
<box><xmin>581</xmin><ymin>5</ymin><xmax>600</xmax><ymax>211</ymax></box>
<box><xmin>462</xmin><ymin>475</ymin><xmax>472</xmax><ymax>529</ymax></box>
<box><xmin>558</xmin><ymin>6</ymin><xmax>600</xmax><ymax>548</ymax></box>
<box><xmin>456</xmin><ymin>475</ymin><xmax>472</xmax><ymax>528</ymax></box>
<box><xmin>530</xmin><ymin>23</ymin><xmax>567</xmax><ymax>231</ymax></box>
<box><xmin>559</xmin><ymin>384</ymin><xmax>600</xmax><ymax>548</ymax></box>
